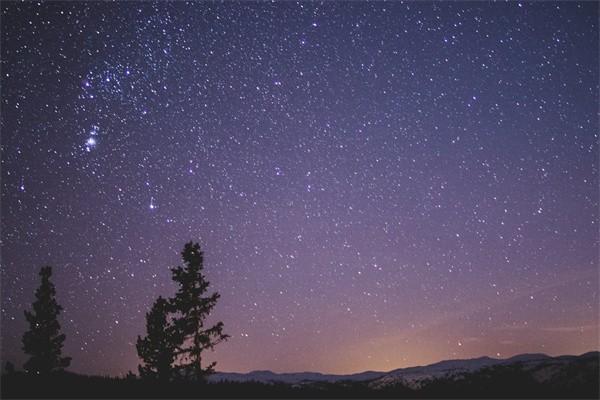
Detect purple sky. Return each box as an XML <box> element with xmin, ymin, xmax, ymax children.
<box><xmin>1</xmin><ymin>1</ymin><xmax>598</xmax><ymax>376</ymax></box>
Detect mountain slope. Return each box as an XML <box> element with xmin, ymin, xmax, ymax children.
<box><xmin>209</xmin><ymin>351</ymin><xmax>599</xmax><ymax>390</ymax></box>
<box><xmin>209</xmin><ymin>369</ymin><xmax>387</xmax><ymax>384</ymax></box>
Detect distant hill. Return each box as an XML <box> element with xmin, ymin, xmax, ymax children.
<box><xmin>210</xmin><ymin>351</ymin><xmax>599</xmax><ymax>390</ymax></box>
<box><xmin>368</xmin><ymin>351</ymin><xmax>598</xmax><ymax>390</ymax></box>
<box><xmin>209</xmin><ymin>369</ymin><xmax>387</xmax><ymax>384</ymax></box>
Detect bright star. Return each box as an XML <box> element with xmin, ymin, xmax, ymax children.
<box><xmin>85</xmin><ymin>137</ymin><xmax>97</xmax><ymax>151</ymax></box>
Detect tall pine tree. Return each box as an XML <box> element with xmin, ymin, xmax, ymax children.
<box><xmin>136</xmin><ymin>296</ymin><xmax>177</xmax><ymax>382</ymax></box>
<box><xmin>170</xmin><ymin>242</ymin><xmax>229</xmax><ymax>380</ymax></box>
<box><xmin>22</xmin><ymin>266</ymin><xmax>71</xmax><ymax>375</ymax></box>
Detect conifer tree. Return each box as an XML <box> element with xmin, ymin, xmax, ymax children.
<box><xmin>136</xmin><ymin>296</ymin><xmax>177</xmax><ymax>382</ymax></box>
<box><xmin>22</xmin><ymin>266</ymin><xmax>71</xmax><ymax>375</ymax></box>
<box><xmin>170</xmin><ymin>242</ymin><xmax>229</xmax><ymax>380</ymax></box>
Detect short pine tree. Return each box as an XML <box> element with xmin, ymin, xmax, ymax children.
<box><xmin>22</xmin><ymin>266</ymin><xmax>71</xmax><ymax>374</ymax></box>
<box><xmin>170</xmin><ymin>242</ymin><xmax>229</xmax><ymax>380</ymax></box>
<box><xmin>4</xmin><ymin>361</ymin><xmax>15</xmax><ymax>375</ymax></box>
<box><xmin>136</xmin><ymin>296</ymin><xmax>177</xmax><ymax>382</ymax></box>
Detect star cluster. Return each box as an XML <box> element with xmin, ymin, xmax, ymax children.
<box><xmin>1</xmin><ymin>2</ymin><xmax>598</xmax><ymax>376</ymax></box>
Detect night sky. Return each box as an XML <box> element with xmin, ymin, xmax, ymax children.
<box><xmin>1</xmin><ymin>1</ymin><xmax>598</xmax><ymax>377</ymax></box>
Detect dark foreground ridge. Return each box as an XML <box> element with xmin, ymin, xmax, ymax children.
<box><xmin>2</xmin><ymin>351</ymin><xmax>598</xmax><ymax>398</ymax></box>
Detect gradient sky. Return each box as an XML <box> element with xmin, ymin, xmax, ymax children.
<box><xmin>1</xmin><ymin>1</ymin><xmax>598</xmax><ymax>377</ymax></box>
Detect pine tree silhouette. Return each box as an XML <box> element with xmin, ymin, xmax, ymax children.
<box><xmin>22</xmin><ymin>266</ymin><xmax>71</xmax><ymax>375</ymax></box>
<box><xmin>170</xmin><ymin>242</ymin><xmax>229</xmax><ymax>381</ymax></box>
<box><xmin>4</xmin><ymin>361</ymin><xmax>15</xmax><ymax>375</ymax></box>
<box><xmin>136</xmin><ymin>296</ymin><xmax>177</xmax><ymax>382</ymax></box>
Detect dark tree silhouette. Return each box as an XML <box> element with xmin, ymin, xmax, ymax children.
<box><xmin>22</xmin><ymin>266</ymin><xmax>71</xmax><ymax>375</ymax></box>
<box><xmin>136</xmin><ymin>296</ymin><xmax>177</xmax><ymax>382</ymax></box>
<box><xmin>4</xmin><ymin>361</ymin><xmax>15</xmax><ymax>375</ymax></box>
<box><xmin>170</xmin><ymin>242</ymin><xmax>229</xmax><ymax>381</ymax></box>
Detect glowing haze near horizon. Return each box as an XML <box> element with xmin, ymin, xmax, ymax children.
<box><xmin>1</xmin><ymin>2</ymin><xmax>598</xmax><ymax>377</ymax></box>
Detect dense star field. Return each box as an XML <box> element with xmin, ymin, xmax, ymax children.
<box><xmin>1</xmin><ymin>2</ymin><xmax>598</xmax><ymax>377</ymax></box>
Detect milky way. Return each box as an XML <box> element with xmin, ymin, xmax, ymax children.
<box><xmin>1</xmin><ymin>2</ymin><xmax>598</xmax><ymax>376</ymax></box>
